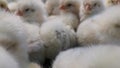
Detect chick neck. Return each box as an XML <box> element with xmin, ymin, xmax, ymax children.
<box><xmin>60</xmin><ymin>11</ymin><xmax>80</xmax><ymax>31</ymax></box>
<box><xmin>60</xmin><ymin>11</ymin><xmax>80</xmax><ymax>23</ymax></box>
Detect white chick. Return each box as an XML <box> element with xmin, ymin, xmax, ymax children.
<box><xmin>23</xmin><ymin>23</ymin><xmax>45</xmax><ymax>64</ymax></box>
<box><xmin>48</xmin><ymin>0</ymin><xmax>80</xmax><ymax>31</ymax></box>
<box><xmin>103</xmin><ymin>0</ymin><xmax>120</xmax><ymax>8</ymax></box>
<box><xmin>0</xmin><ymin>11</ymin><xmax>29</xmax><ymax>68</ymax></box>
<box><xmin>0</xmin><ymin>46</ymin><xmax>20</xmax><ymax>68</ymax></box>
<box><xmin>15</xmin><ymin>0</ymin><xmax>47</xmax><ymax>63</ymax></box>
<box><xmin>40</xmin><ymin>20</ymin><xmax>77</xmax><ymax>60</ymax></box>
<box><xmin>77</xmin><ymin>5</ymin><xmax>120</xmax><ymax>46</ymax></box>
<box><xmin>53</xmin><ymin>44</ymin><xmax>120</xmax><ymax>68</ymax></box>
<box><xmin>16</xmin><ymin>0</ymin><xmax>47</xmax><ymax>26</ymax></box>
<box><xmin>80</xmin><ymin>0</ymin><xmax>105</xmax><ymax>22</ymax></box>
<box><xmin>45</xmin><ymin>0</ymin><xmax>60</xmax><ymax>15</ymax></box>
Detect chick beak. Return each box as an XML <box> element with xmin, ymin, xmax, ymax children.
<box><xmin>117</xmin><ymin>0</ymin><xmax>120</xmax><ymax>4</ymax></box>
<box><xmin>15</xmin><ymin>10</ymin><xmax>23</xmax><ymax>16</ymax></box>
<box><xmin>84</xmin><ymin>3</ymin><xmax>92</xmax><ymax>12</ymax></box>
<box><xmin>59</xmin><ymin>5</ymin><xmax>65</xmax><ymax>10</ymax></box>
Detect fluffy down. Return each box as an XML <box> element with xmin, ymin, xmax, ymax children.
<box><xmin>0</xmin><ymin>11</ymin><xmax>29</xmax><ymax>68</ymax></box>
<box><xmin>48</xmin><ymin>13</ymin><xmax>79</xmax><ymax>31</ymax></box>
<box><xmin>45</xmin><ymin>0</ymin><xmax>60</xmax><ymax>15</ymax></box>
<box><xmin>24</xmin><ymin>23</ymin><xmax>45</xmax><ymax>64</ymax></box>
<box><xmin>53</xmin><ymin>45</ymin><xmax>120</xmax><ymax>68</ymax></box>
<box><xmin>0</xmin><ymin>46</ymin><xmax>20</xmax><ymax>68</ymax></box>
<box><xmin>60</xmin><ymin>13</ymin><xmax>79</xmax><ymax>30</ymax></box>
<box><xmin>77</xmin><ymin>5</ymin><xmax>120</xmax><ymax>46</ymax></box>
<box><xmin>8</xmin><ymin>2</ymin><xmax>18</xmax><ymax>13</ymax></box>
<box><xmin>40</xmin><ymin>20</ymin><xmax>77</xmax><ymax>60</ymax></box>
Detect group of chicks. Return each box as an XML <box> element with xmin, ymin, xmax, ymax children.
<box><xmin>0</xmin><ymin>0</ymin><xmax>120</xmax><ymax>68</ymax></box>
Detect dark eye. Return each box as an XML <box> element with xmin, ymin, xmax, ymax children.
<box><xmin>0</xmin><ymin>4</ymin><xmax>5</xmax><ymax>8</ymax></box>
<box><xmin>24</xmin><ymin>8</ymin><xmax>30</xmax><ymax>12</ymax></box>
<box><xmin>67</xmin><ymin>3</ymin><xmax>73</xmax><ymax>7</ymax></box>
<box><xmin>93</xmin><ymin>3</ymin><xmax>97</xmax><ymax>7</ymax></box>
<box><xmin>24</xmin><ymin>8</ymin><xmax>35</xmax><ymax>12</ymax></box>
<box><xmin>111</xmin><ymin>0</ymin><xmax>114</xmax><ymax>3</ymax></box>
<box><xmin>115</xmin><ymin>24</ymin><xmax>120</xmax><ymax>28</ymax></box>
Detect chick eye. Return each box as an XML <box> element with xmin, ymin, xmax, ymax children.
<box><xmin>24</xmin><ymin>8</ymin><xmax>35</xmax><ymax>12</ymax></box>
<box><xmin>111</xmin><ymin>0</ymin><xmax>114</xmax><ymax>2</ymax></box>
<box><xmin>24</xmin><ymin>8</ymin><xmax>30</xmax><ymax>12</ymax></box>
<box><xmin>67</xmin><ymin>3</ymin><xmax>73</xmax><ymax>7</ymax></box>
<box><xmin>114</xmin><ymin>24</ymin><xmax>120</xmax><ymax>28</ymax></box>
<box><xmin>93</xmin><ymin>3</ymin><xmax>97</xmax><ymax>7</ymax></box>
<box><xmin>0</xmin><ymin>4</ymin><xmax>5</xmax><ymax>8</ymax></box>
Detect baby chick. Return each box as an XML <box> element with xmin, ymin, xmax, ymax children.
<box><xmin>16</xmin><ymin>0</ymin><xmax>47</xmax><ymax>26</ymax></box>
<box><xmin>80</xmin><ymin>0</ymin><xmax>105</xmax><ymax>22</ymax></box>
